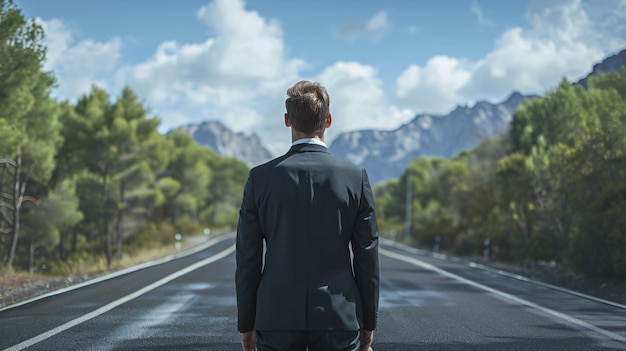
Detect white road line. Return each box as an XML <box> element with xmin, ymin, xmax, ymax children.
<box><xmin>466</xmin><ymin>261</ymin><xmax>626</xmax><ymax>310</ymax></box>
<box><xmin>0</xmin><ymin>233</ymin><xmax>235</xmax><ymax>313</ymax></box>
<box><xmin>380</xmin><ymin>238</ymin><xmax>626</xmax><ymax>310</ymax></box>
<box><xmin>380</xmin><ymin>248</ymin><xmax>626</xmax><ymax>344</ymax></box>
<box><xmin>4</xmin><ymin>244</ymin><xmax>235</xmax><ymax>351</ymax></box>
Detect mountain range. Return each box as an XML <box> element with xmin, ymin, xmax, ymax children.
<box><xmin>329</xmin><ymin>92</ymin><xmax>533</xmax><ymax>184</ymax></box>
<box><xmin>174</xmin><ymin>48</ymin><xmax>626</xmax><ymax>184</ymax></box>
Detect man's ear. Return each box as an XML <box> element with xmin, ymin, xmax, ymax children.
<box><xmin>325</xmin><ymin>113</ymin><xmax>332</xmax><ymax>128</ymax></box>
<box><xmin>284</xmin><ymin>113</ymin><xmax>292</xmax><ymax>127</ymax></box>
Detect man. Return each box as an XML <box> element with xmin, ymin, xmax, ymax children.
<box><xmin>236</xmin><ymin>80</ymin><xmax>380</xmax><ymax>351</ymax></box>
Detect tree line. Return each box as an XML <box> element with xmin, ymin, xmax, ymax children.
<box><xmin>0</xmin><ymin>1</ymin><xmax>248</xmax><ymax>274</ymax></box>
<box><xmin>375</xmin><ymin>69</ymin><xmax>626</xmax><ymax>280</ymax></box>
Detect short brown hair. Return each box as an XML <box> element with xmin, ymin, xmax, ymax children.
<box><xmin>285</xmin><ymin>80</ymin><xmax>330</xmax><ymax>134</ymax></box>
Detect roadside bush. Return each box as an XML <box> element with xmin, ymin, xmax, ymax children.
<box><xmin>62</xmin><ymin>250</ymin><xmax>108</xmax><ymax>276</ymax></box>
<box><xmin>124</xmin><ymin>222</ymin><xmax>177</xmax><ymax>253</ymax></box>
<box><xmin>452</xmin><ymin>232</ymin><xmax>477</xmax><ymax>256</ymax></box>
<box><xmin>527</xmin><ymin>228</ymin><xmax>558</xmax><ymax>261</ymax></box>
<box><xmin>568</xmin><ymin>227</ymin><xmax>613</xmax><ymax>277</ymax></box>
<box><xmin>174</xmin><ymin>220</ymin><xmax>203</xmax><ymax>238</ymax></box>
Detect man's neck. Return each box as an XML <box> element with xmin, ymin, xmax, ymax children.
<box><xmin>291</xmin><ymin>131</ymin><xmax>325</xmax><ymax>143</ymax></box>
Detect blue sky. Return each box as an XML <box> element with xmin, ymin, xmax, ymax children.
<box><xmin>16</xmin><ymin>0</ymin><xmax>626</xmax><ymax>155</ymax></box>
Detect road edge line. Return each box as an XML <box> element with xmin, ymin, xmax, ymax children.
<box><xmin>380</xmin><ymin>248</ymin><xmax>626</xmax><ymax>344</ymax></box>
<box><xmin>4</xmin><ymin>244</ymin><xmax>236</xmax><ymax>351</ymax></box>
<box><xmin>380</xmin><ymin>238</ymin><xmax>626</xmax><ymax>310</ymax></box>
<box><xmin>0</xmin><ymin>232</ymin><xmax>235</xmax><ymax>313</ymax></box>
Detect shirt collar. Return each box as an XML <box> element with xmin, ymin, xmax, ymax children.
<box><xmin>291</xmin><ymin>138</ymin><xmax>327</xmax><ymax>148</ymax></box>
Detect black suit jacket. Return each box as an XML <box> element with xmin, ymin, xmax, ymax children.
<box><xmin>236</xmin><ymin>143</ymin><xmax>379</xmax><ymax>333</ymax></box>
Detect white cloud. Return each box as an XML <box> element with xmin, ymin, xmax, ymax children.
<box><xmin>317</xmin><ymin>62</ymin><xmax>414</xmax><ymax>141</ymax></box>
<box><xmin>117</xmin><ymin>0</ymin><xmax>304</xmax><ymax>104</ymax></box>
<box><xmin>470</xmin><ymin>0</ymin><xmax>495</xmax><ymax>27</ymax></box>
<box><xmin>194</xmin><ymin>0</ymin><xmax>296</xmax><ymax>83</ymax></box>
<box><xmin>395</xmin><ymin>56</ymin><xmax>472</xmax><ymax>113</ymax></box>
<box><xmin>394</xmin><ymin>0</ymin><xmax>626</xmax><ymax>114</ymax></box>
<box><xmin>37</xmin><ymin>18</ymin><xmax>122</xmax><ymax>100</ymax></box>
<box><xmin>367</xmin><ymin>11</ymin><xmax>388</xmax><ymax>32</ymax></box>
<box><xmin>338</xmin><ymin>10</ymin><xmax>389</xmax><ymax>40</ymax></box>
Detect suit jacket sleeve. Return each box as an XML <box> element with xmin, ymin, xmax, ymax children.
<box><xmin>235</xmin><ymin>170</ymin><xmax>264</xmax><ymax>333</ymax></box>
<box><xmin>351</xmin><ymin>168</ymin><xmax>380</xmax><ymax>331</ymax></box>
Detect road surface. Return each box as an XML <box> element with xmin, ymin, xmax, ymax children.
<box><xmin>1</xmin><ymin>233</ymin><xmax>625</xmax><ymax>350</ymax></box>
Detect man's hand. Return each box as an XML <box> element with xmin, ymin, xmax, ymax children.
<box><xmin>359</xmin><ymin>328</ymin><xmax>374</xmax><ymax>351</ymax></box>
<box><xmin>241</xmin><ymin>330</ymin><xmax>256</xmax><ymax>351</ymax></box>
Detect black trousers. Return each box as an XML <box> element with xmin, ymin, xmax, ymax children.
<box><xmin>256</xmin><ymin>330</ymin><xmax>360</xmax><ymax>351</ymax></box>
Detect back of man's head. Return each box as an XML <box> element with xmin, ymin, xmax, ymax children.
<box><xmin>285</xmin><ymin>80</ymin><xmax>330</xmax><ymax>135</ymax></box>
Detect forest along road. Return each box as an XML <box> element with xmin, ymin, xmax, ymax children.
<box><xmin>1</xmin><ymin>234</ymin><xmax>626</xmax><ymax>351</ymax></box>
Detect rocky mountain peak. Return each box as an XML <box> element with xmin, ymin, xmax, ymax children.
<box><xmin>173</xmin><ymin>121</ymin><xmax>273</xmax><ymax>168</ymax></box>
<box><xmin>578</xmin><ymin>49</ymin><xmax>626</xmax><ymax>87</ymax></box>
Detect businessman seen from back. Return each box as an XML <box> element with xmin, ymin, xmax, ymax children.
<box><xmin>236</xmin><ymin>80</ymin><xmax>380</xmax><ymax>351</ymax></box>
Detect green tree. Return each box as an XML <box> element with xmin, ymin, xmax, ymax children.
<box><xmin>108</xmin><ymin>87</ymin><xmax>161</xmax><ymax>260</ymax></box>
<box><xmin>496</xmin><ymin>152</ymin><xmax>534</xmax><ymax>259</ymax></box>
<box><xmin>165</xmin><ymin>130</ymin><xmax>212</xmax><ymax>225</ymax></box>
<box><xmin>205</xmin><ymin>156</ymin><xmax>248</xmax><ymax>226</ymax></box>
<box><xmin>60</xmin><ymin>86</ymin><xmax>117</xmax><ymax>265</ymax></box>
<box><xmin>55</xmin><ymin>86</ymin><xmax>166</xmax><ymax>264</ymax></box>
<box><xmin>0</xmin><ymin>0</ymin><xmax>60</xmax><ymax>267</ymax></box>
<box><xmin>22</xmin><ymin>179</ymin><xmax>83</xmax><ymax>273</ymax></box>
<box><xmin>129</xmin><ymin>132</ymin><xmax>172</xmax><ymax>225</ymax></box>
<box><xmin>506</xmin><ymin>71</ymin><xmax>626</xmax><ymax>276</ymax></box>
<box><xmin>510</xmin><ymin>80</ymin><xmax>585</xmax><ymax>155</ymax></box>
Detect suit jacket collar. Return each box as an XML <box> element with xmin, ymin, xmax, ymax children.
<box><xmin>287</xmin><ymin>143</ymin><xmax>330</xmax><ymax>154</ymax></box>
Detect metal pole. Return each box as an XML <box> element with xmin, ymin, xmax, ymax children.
<box><xmin>404</xmin><ymin>174</ymin><xmax>412</xmax><ymax>242</ymax></box>
<box><xmin>483</xmin><ymin>238</ymin><xmax>490</xmax><ymax>263</ymax></box>
<box><xmin>433</xmin><ymin>235</ymin><xmax>441</xmax><ymax>253</ymax></box>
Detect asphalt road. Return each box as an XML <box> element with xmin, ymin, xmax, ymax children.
<box><xmin>1</xmin><ymin>233</ymin><xmax>625</xmax><ymax>351</ymax></box>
